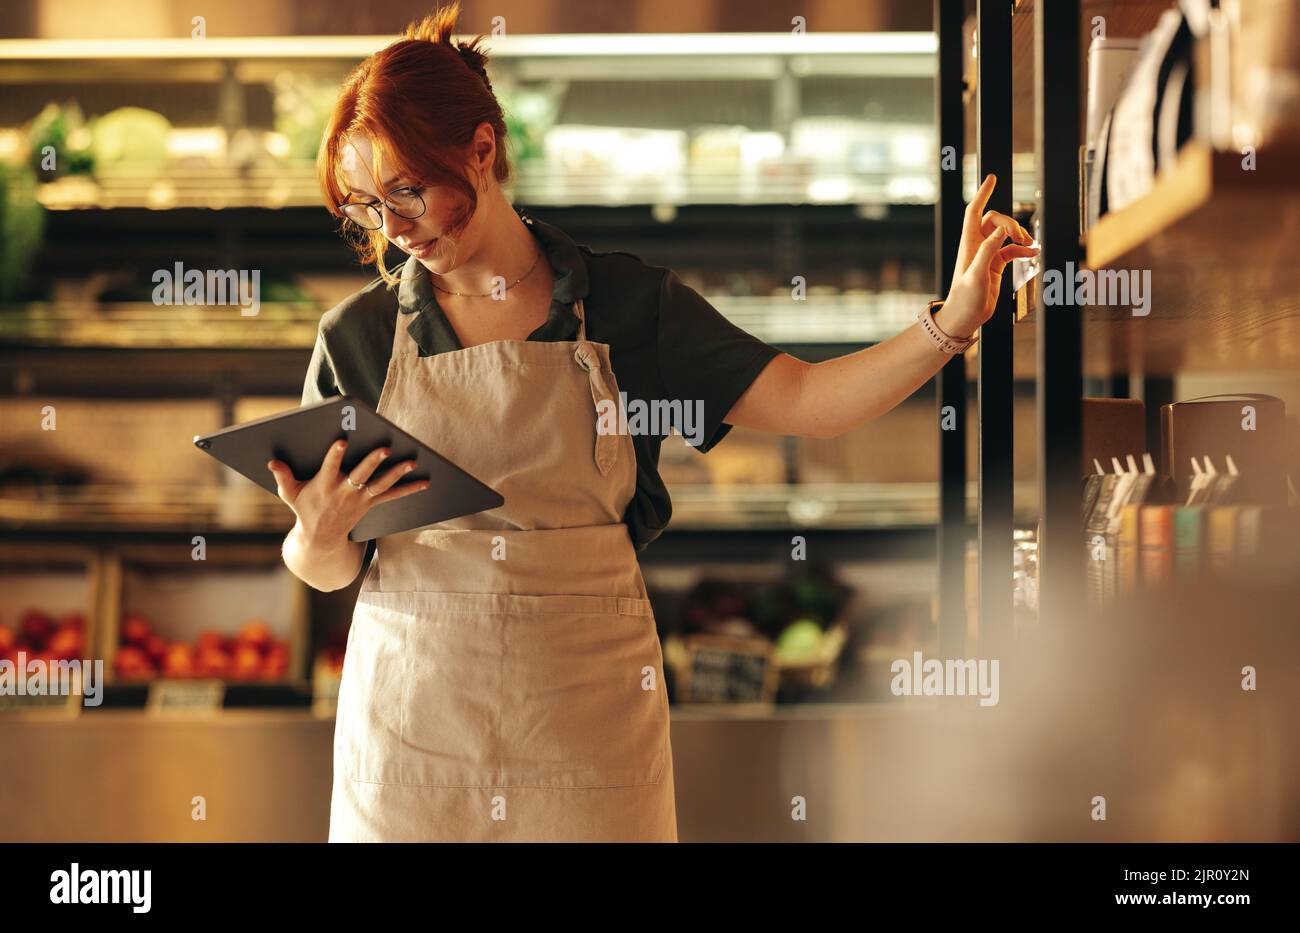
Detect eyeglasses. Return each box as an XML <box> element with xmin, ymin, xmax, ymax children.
<box><xmin>339</xmin><ymin>185</ymin><xmax>426</xmax><ymax>230</ymax></box>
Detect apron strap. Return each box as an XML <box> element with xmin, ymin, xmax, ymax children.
<box><xmin>572</xmin><ymin>328</ymin><xmax>621</xmax><ymax>478</ymax></box>
<box><xmin>572</xmin><ymin>297</ymin><xmax>588</xmax><ymax>341</ymax></box>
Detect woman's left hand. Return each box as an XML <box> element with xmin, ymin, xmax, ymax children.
<box><xmin>938</xmin><ymin>173</ymin><xmax>1038</xmax><ymax>338</ymax></box>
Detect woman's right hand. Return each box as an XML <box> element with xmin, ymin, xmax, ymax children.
<box><xmin>266</xmin><ymin>439</ymin><xmax>429</xmax><ymax>547</ymax></box>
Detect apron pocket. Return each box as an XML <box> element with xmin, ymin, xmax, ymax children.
<box><xmin>348</xmin><ymin>590</ymin><xmax>668</xmax><ymax>789</ymax></box>
<box><xmin>494</xmin><ymin>594</ymin><xmax>669</xmax><ymax>788</ymax></box>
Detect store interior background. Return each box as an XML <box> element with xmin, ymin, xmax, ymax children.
<box><xmin>1</xmin><ymin>0</ymin><xmax>1298</xmax><ymax>841</ymax></box>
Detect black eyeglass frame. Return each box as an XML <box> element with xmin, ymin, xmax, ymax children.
<box><xmin>338</xmin><ymin>185</ymin><xmax>427</xmax><ymax>231</ymax></box>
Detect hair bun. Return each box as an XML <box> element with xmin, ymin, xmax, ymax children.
<box><xmin>403</xmin><ymin>5</ymin><xmax>493</xmax><ymax>90</ymax></box>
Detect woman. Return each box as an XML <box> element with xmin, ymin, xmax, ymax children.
<box><xmin>272</xmin><ymin>4</ymin><xmax>1036</xmax><ymax>842</ymax></box>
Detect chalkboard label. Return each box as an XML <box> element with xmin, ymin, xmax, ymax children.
<box><xmin>680</xmin><ymin>635</ymin><xmax>776</xmax><ymax>704</ymax></box>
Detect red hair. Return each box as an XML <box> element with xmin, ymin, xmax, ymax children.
<box><xmin>317</xmin><ymin>2</ymin><xmax>511</xmax><ymax>285</ymax></box>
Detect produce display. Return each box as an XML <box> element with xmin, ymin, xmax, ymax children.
<box><xmin>89</xmin><ymin>106</ymin><xmax>171</xmax><ymax>166</ymax></box>
<box><xmin>314</xmin><ymin>625</ymin><xmax>348</xmax><ymax>678</ymax></box>
<box><xmin>667</xmin><ymin>566</ymin><xmax>855</xmax><ymax>701</ymax></box>
<box><xmin>26</xmin><ymin>101</ymin><xmax>95</xmax><ymax>179</ymax></box>
<box><xmin>676</xmin><ymin>565</ymin><xmax>853</xmax><ymax>650</ymax></box>
<box><xmin>113</xmin><ymin>614</ymin><xmax>290</xmax><ymax>681</ymax></box>
<box><xmin>0</xmin><ymin>609</ymin><xmax>87</xmax><ymax>663</ymax></box>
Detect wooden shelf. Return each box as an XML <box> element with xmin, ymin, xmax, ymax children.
<box><xmin>1002</xmin><ymin>142</ymin><xmax>1300</xmax><ymax>377</ymax></box>
<box><xmin>1082</xmin><ymin>142</ymin><xmax>1300</xmax><ymax>374</ymax></box>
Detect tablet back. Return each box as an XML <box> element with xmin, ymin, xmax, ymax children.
<box><xmin>194</xmin><ymin>396</ymin><xmax>503</xmax><ymax>541</ymax></box>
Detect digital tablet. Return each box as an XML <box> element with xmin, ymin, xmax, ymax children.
<box><xmin>193</xmin><ymin>396</ymin><xmax>504</xmax><ymax>541</ymax></box>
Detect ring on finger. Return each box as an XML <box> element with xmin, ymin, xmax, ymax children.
<box><xmin>346</xmin><ymin>476</ymin><xmax>368</xmax><ymax>491</ymax></box>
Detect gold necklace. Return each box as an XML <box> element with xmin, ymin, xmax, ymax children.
<box><xmin>431</xmin><ymin>247</ymin><xmax>543</xmax><ymax>298</ymax></box>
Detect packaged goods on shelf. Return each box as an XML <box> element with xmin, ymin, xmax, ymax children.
<box><xmin>1088</xmin><ymin>1</ymin><xmax>1300</xmax><ymax>226</ymax></box>
<box><xmin>1104</xmin><ymin>9</ymin><xmax>1196</xmax><ymax>215</ymax></box>
<box><xmin>1085</xmin><ymin>36</ymin><xmax>1144</xmax><ymax>155</ymax></box>
<box><xmin>789</xmin><ymin>117</ymin><xmax>935</xmax><ymax>202</ymax></box>
<box><xmin>540</xmin><ymin>126</ymin><xmax>686</xmax><ymax>184</ymax></box>
<box><xmin>1160</xmin><ymin>394</ymin><xmax>1288</xmax><ymax>505</ymax></box>
<box><xmin>1076</xmin><ymin>395</ymin><xmax>1300</xmax><ymax>605</ymax></box>
<box><xmin>686</xmin><ymin>125</ymin><xmax>749</xmax><ymax>171</ymax></box>
<box><xmin>1082</xmin><ymin>36</ymin><xmax>1142</xmax><ymax>234</ymax></box>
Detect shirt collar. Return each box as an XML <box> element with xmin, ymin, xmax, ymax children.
<box><xmin>396</xmin><ymin>206</ymin><xmax>589</xmax><ymax>355</ymax></box>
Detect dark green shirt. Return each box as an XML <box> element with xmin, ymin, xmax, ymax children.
<box><xmin>301</xmin><ymin>205</ymin><xmax>782</xmax><ymax>560</ymax></box>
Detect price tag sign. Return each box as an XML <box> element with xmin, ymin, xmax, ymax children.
<box><xmin>146</xmin><ymin>679</ymin><xmax>225</xmax><ymax>715</ymax></box>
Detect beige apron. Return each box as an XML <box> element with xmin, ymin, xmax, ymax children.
<box><xmin>328</xmin><ymin>295</ymin><xmax>678</xmax><ymax>842</ymax></box>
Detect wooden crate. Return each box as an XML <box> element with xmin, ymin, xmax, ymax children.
<box><xmin>100</xmin><ymin>540</ymin><xmax>308</xmax><ymax>686</ymax></box>
<box><xmin>0</xmin><ymin>541</ymin><xmax>107</xmax><ymax>715</ymax></box>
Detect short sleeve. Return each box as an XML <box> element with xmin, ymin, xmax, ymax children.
<box><xmin>655</xmin><ymin>269</ymin><xmax>782</xmax><ymax>453</ymax></box>
<box><xmin>301</xmin><ymin>330</ymin><xmax>342</xmax><ymax>407</ymax></box>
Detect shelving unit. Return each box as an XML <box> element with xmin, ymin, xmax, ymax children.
<box><xmin>938</xmin><ymin>0</ymin><xmax>1300</xmax><ymax>642</ymax></box>
<box><xmin>0</xmin><ymin>30</ymin><xmax>955</xmax><ymax>621</ymax></box>
<box><xmin>0</xmin><ymin>33</ymin><xmax>941</xmax><ymax>210</ymax></box>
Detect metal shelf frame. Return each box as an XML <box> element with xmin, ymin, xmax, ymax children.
<box><xmin>933</xmin><ymin>0</ymin><xmax>1084</xmax><ymax>647</ymax></box>
<box><xmin>933</xmin><ymin>0</ymin><xmax>968</xmax><ymax>656</ymax></box>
